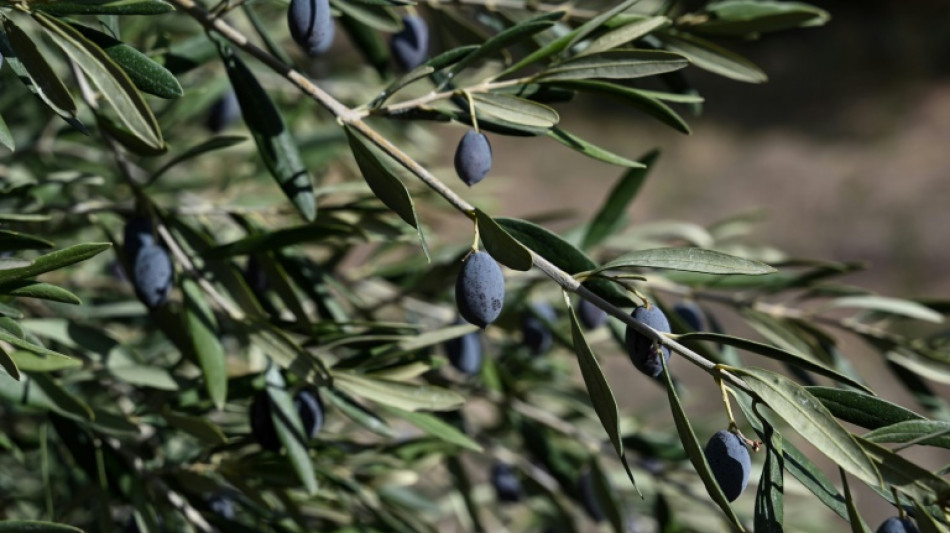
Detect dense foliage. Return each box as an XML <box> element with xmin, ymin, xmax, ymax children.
<box><xmin>0</xmin><ymin>0</ymin><xmax>948</xmax><ymax>532</ymax></box>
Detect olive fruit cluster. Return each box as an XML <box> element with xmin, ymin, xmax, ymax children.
<box><xmin>455</xmin><ymin>130</ymin><xmax>492</xmax><ymax>187</ymax></box>
<box><xmin>250</xmin><ymin>388</ymin><xmax>325</xmax><ymax>451</ymax></box>
<box><xmin>444</xmin><ymin>323</ymin><xmax>482</xmax><ymax>376</ymax></box>
<box><xmin>876</xmin><ymin>517</ymin><xmax>918</xmax><ymax>533</ymax></box>
<box><xmin>521</xmin><ymin>302</ymin><xmax>556</xmax><ymax>355</ymax></box>
<box><xmin>390</xmin><ymin>15</ymin><xmax>429</xmax><ymax>71</ymax></box>
<box><xmin>123</xmin><ymin>218</ymin><xmax>173</xmax><ymax>309</ymax></box>
<box><xmin>490</xmin><ymin>462</ymin><xmax>523</xmax><ymax>503</ymax></box>
<box><xmin>287</xmin><ymin>0</ymin><xmax>334</xmax><ymax>56</ymax></box>
<box><xmin>624</xmin><ymin>305</ymin><xmax>671</xmax><ymax>377</ymax></box>
<box><xmin>704</xmin><ymin>430</ymin><xmax>751</xmax><ymax>502</ymax></box>
<box><xmin>455</xmin><ymin>251</ymin><xmax>505</xmax><ymax>328</ymax></box>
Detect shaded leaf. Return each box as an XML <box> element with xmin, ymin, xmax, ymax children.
<box><xmin>221</xmin><ymin>48</ymin><xmax>315</xmax><ymax>221</ymax></box>
<box><xmin>30</xmin><ymin>372</ymin><xmax>93</xmax><ymax>421</ymax></box>
<box><xmin>475</xmin><ymin>209</ymin><xmax>532</xmax><ymax>271</ymax></box>
<box><xmin>568</xmin><ymin>298</ymin><xmax>639</xmax><ymax>494</ymax></box>
<box><xmin>0</xmin><ymin>113</ymin><xmax>13</xmax><ymax>151</ymax></box>
<box><xmin>0</xmin><ymin>19</ymin><xmax>81</xmax><ymax>130</ymax></box>
<box><xmin>840</xmin><ymin>469</ymin><xmax>872</xmax><ymax>533</ymax></box>
<box><xmin>323</xmin><ymin>388</ymin><xmax>396</xmax><ymax>438</ymax></box>
<box><xmin>497</xmin><ymin>217</ymin><xmax>630</xmax><ymax>305</ymax></box>
<box><xmin>162</xmin><ymin>407</ymin><xmax>227</xmax><ymax>446</ymax></box>
<box><xmin>678</xmin><ymin>333</ymin><xmax>869</xmax><ymax>392</ymax></box>
<box><xmin>345</xmin><ymin>127</ymin><xmax>429</xmax><ymax>259</ymax></box>
<box><xmin>856</xmin><ymin>435</ymin><xmax>950</xmax><ymax>505</ymax></box>
<box><xmin>265</xmin><ymin>366</ymin><xmax>319</xmax><ymax>494</ymax></box>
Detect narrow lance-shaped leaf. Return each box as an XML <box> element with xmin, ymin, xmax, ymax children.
<box><xmin>344</xmin><ymin>127</ymin><xmax>429</xmax><ymax>260</ymax></box>
<box><xmin>582</xmin><ymin>150</ymin><xmax>659</xmax><ymax>249</ymax></box>
<box><xmin>380</xmin><ymin>405</ymin><xmax>482</xmax><ymax>452</ymax></box>
<box><xmin>729</xmin><ymin>367</ymin><xmax>881</xmax><ymax>487</ymax></box>
<box><xmin>533</xmin><ymin>50</ymin><xmax>689</xmax><ymax>82</ymax></box>
<box><xmin>575</xmin><ymin>15</ymin><xmax>670</xmax><ymax>57</ymax></box>
<box><xmin>0</xmin><ymin>243</ymin><xmax>111</xmax><ymax>285</ymax></box>
<box><xmin>591</xmin><ymin>247</ymin><xmax>775</xmax><ymax>276</ymax></box>
<box><xmin>445</xmin><ymin>11</ymin><xmax>564</xmax><ymax>82</ymax></box>
<box><xmin>497</xmin><ymin>217</ymin><xmax>630</xmax><ymax>306</ymax></box>
<box><xmin>0</xmin><ymin>343</ymin><xmax>19</xmax><ymax>381</ymax></box>
<box><xmin>863</xmin><ymin>420</ymin><xmax>950</xmax><ymax>450</ymax></box>
<box><xmin>661</xmin><ymin>357</ymin><xmax>746</xmax><ymax>531</ymax></box>
<box><xmin>220</xmin><ymin>46</ymin><xmax>316</xmax><ymax>221</ymax></box>
<box><xmin>856</xmin><ymin>435</ymin><xmax>950</xmax><ymax>506</ymax></box>
<box><xmin>0</xmin><ymin>112</ymin><xmax>13</xmax><ymax>151</ymax></box>
<box><xmin>823</xmin><ymin>295</ymin><xmax>944</xmax><ymax>323</ymax></box>
<box><xmin>0</xmin><ymin>520</ymin><xmax>85</xmax><ymax>532</ymax></box>
<box><xmin>331</xmin><ymin>370</ymin><xmax>464</xmax><ymax>412</ymax></box>
<box><xmin>0</xmin><ymin>19</ymin><xmax>82</xmax><ymax>131</ymax></box>
<box><xmin>806</xmin><ymin>386</ymin><xmax>924</xmax><ymax>430</ymax></box>
<box><xmin>33</xmin><ymin>12</ymin><xmax>164</xmax><ymax>150</ymax></box>
<box><xmin>554</xmin><ymin>80</ymin><xmax>691</xmax><ymax>134</ymax></box>
<box><xmin>547</xmin><ymin>126</ymin><xmax>645</xmax><ymax>168</ymax></box>
<box><xmin>30</xmin><ymin>0</ymin><xmax>173</xmax><ymax>15</ymax></box>
<box><xmin>69</xmin><ymin>23</ymin><xmax>182</xmax><ymax>99</ymax></box>
<box><xmin>567</xmin><ymin>295</ymin><xmax>640</xmax><ymax>495</ymax></box>
<box><xmin>472</xmin><ymin>92</ymin><xmax>559</xmax><ymax>132</ymax></box>
<box><xmin>0</xmin><ymin>281</ymin><xmax>81</xmax><ymax>305</ymax></box>
<box><xmin>264</xmin><ymin>365</ymin><xmax>319</xmax><ymax>494</ymax></box>
<box><xmin>840</xmin><ymin>469</ymin><xmax>872</xmax><ymax>533</ymax></box>
<box><xmin>658</xmin><ymin>31</ymin><xmax>767</xmax><ymax>83</ymax></box>
<box><xmin>475</xmin><ymin>209</ymin><xmax>532</xmax><ymax>272</ymax></box>
<box><xmin>677</xmin><ymin>332</ymin><xmax>870</xmax><ymax>392</ymax></box>
<box><xmin>181</xmin><ymin>279</ymin><xmax>227</xmax><ymax>409</ymax></box>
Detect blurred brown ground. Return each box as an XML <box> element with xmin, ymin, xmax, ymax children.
<box><xmin>461</xmin><ymin>1</ymin><xmax>950</xmax><ymax>530</ymax></box>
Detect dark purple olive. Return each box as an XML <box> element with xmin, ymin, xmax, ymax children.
<box><xmin>625</xmin><ymin>305</ymin><xmax>671</xmax><ymax>377</ymax></box>
<box><xmin>522</xmin><ymin>301</ymin><xmax>556</xmax><ymax>355</ymax></box>
<box><xmin>454</xmin><ymin>130</ymin><xmax>492</xmax><ymax>187</ymax></box>
<box><xmin>704</xmin><ymin>430</ymin><xmax>751</xmax><ymax>502</ymax></box>
<box><xmin>390</xmin><ymin>15</ymin><xmax>429</xmax><ymax>70</ymax></box>
<box><xmin>491</xmin><ymin>461</ymin><xmax>523</xmax><ymax>503</ymax></box>
<box><xmin>577</xmin><ymin>298</ymin><xmax>607</xmax><ymax>330</ymax></box>
<box><xmin>287</xmin><ymin>0</ymin><xmax>334</xmax><ymax>55</ymax></box>
<box><xmin>294</xmin><ymin>388</ymin><xmax>325</xmax><ymax>439</ymax></box>
<box><xmin>455</xmin><ymin>251</ymin><xmax>505</xmax><ymax>328</ymax></box>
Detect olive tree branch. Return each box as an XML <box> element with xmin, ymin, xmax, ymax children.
<box><xmin>165</xmin><ymin>0</ymin><xmax>755</xmax><ymax>397</ymax></box>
